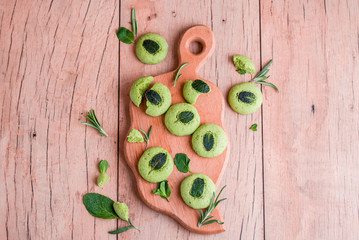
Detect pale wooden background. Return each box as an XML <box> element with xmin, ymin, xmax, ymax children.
<box><xmin>1</xmin><ymin>0</ymin><xmax>358</xmax><ymax>239</ymax></box>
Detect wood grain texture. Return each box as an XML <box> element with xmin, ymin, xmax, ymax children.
<box><xmin>124</xmin><ymin>25</ymin><xmax>228</xmax><ymax>234</ymax></box>
<box><xmin>261</xmin><ymin>0</ymin><xmax>359</xmax><ymax>239</ymax></box>
<box><xmin>0</xmin><ymin>0</ymin><xmax>119</xmax><ymax>239</ymax></box>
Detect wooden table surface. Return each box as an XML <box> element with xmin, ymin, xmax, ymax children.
<box><xmin>1</xmin><ymin>0</ymin><xmax>358</xmax><ymax>239</ymax></box>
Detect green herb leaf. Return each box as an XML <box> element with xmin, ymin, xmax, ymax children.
<box><xmin>192</xmin><ymin>79</ymin><xmax>210</xmax><ymax>93</ymax></box>
<box><xmin>98</xmin><ymin>160</ymin><xmax>109</xmax><ymax>173</ymax></box>
<box><xmin>177</xmin><ymin>111</ymin><xmax>194</xmax><ymax>124</ymax></box>
<box><xmin>249</xmin><ymin>123</ymin><xmax>257</xmax><ymax>131</ymax></box>
<box><xmin>145</xmin><ymin>90</ymin><xmax>162</xmax><ymax>105</ymax></box>
<box><xmin>131</xmin><ymin>8</ymin><xmax>138</xmax><ymax>37</ymax></box>
<box><xmin>149</xmin><ymin>153</ymin><xmax>167</xmax><ymax>172</ymax></box>
<box><xmin>203</xmin><ymin>133</ymin><xmax>214</xmax><ymax>151</ymax></box>
<box><xmin>108</xmin><ymin>219</ymin><xmax>137</xmax><ymax>234</ymax></box>
<box><xmin>83</xmin><ymin>193</ymin><xmax>118</xmax><ymax>219</ymax></box>
<box><xmin>116</xmin><ymin>27</ymin><xmax>135</xmax><ymax>44</ymax></box>
<box><xmin>174</xmin><ymin>153</ymin><xmax>192</xmax><ymax>173</ymax></box>
<box><xmin>190</xmin><ymin>178</ymin><xmax>205</xmax><ymax>197</ymax></box>
<box><xmin>143</xmin><ymin>40</ymin><xmax>160</xmax><ymax>54</ymax></box>
<box><xmin>174</xmin><ymin>63</ymin><xmax>189</xmax><ymax>86</ymax></box>
<box><xmin>153</xmin><ymin>180</ymin><xmax>171</xmax><ymax>201</ymax></box>
<box><xmin>81</xmin><ymin>109</ymin><xmax>108</xmax><ymax>136</ymax></box>
<box><xmin>252</xmin><ymin>59</ymin><xmax>278</xmax><ymax>92</ymax></box>
<box><xmin>198</xmin><ymin>185</ymin><xmax>227</xmax><ymax>227</ymax></box>
<box><xmin>139</xmin><ymin>125</ymin><xmax>152</xmax><ymax>149</ymax></box>
<box><xmin>238</xmin><ymin>91</ymin><xmax>256</xmax><ymax>104</ymax></box>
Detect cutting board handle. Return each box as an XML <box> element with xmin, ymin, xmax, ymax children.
<box><xmin>178</xmin><ymin>25</ymin><xmax>215</xmax><ymax>73</ymax></box>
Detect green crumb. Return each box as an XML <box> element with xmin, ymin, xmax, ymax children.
<box><xmin>233</xmin><ymin>55</ymin><xmax>255</xmax><ymax>75</ymax></box>
<box><xmin>127</xmin><ymin>129</ymin><xmax>144</xmax><ymax>143</ymax></box>
<box><xmin>113</xmin><ymin>202</ymin><xmax>129</xmax><ymax>221</ymax></box>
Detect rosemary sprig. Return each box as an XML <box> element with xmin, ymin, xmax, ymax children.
<box><xmin>131</xmin><ymin>8</ymin><xmax>138</xmax><ymax>37</ymax></box>
<box><xmin>139</xmin><ymin>125</ymin><xmax>152</xmax><ymax>149</ymax></box>
<box><xmin>81</xmin><ymin>109</ymin><xmax>108</xmax><ymax>136</ymax></box>
<box><xmin>198</xmin><ymin>185</ymin><xmax>227</xmax><ymax>227</ymax></box>
<box><xmin>174</xmin><ymin>63</ymin><xmax>189</xmax><ymax>86</ymax></box>
<box><xmin>251</xmin><ymin>59</ymin><xmax>279</xmax><ymax>92</ymax></box>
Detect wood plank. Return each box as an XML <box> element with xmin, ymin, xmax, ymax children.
<box><xmin>0</xmin><ymin>0</ymin><xmax>119</xmax><ymax>239</ymax></box>
<box><xmin>261</xmin><ymin>0</ymin><xmax>359</xmax><ymax>239</ymax></box>
<box><xmin>119</xmin><ymin>0</ymin><xmax>263</xmax><ymax>239</ymax></box>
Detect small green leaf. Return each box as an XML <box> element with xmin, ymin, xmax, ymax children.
<box><xmin>249</xmin><ymin>123</ymin><xmax>257</xmax><ymax>131</ymax></box>
<box><xmin>203</xmin><ymin>133</ymin><xmax>214</xmax><ymax>151</ymax></box>
<box><xmin>143</xmin><ymin>39</ymin><xmax>160</xmax><ymax>54</ymax></box>
<box><xmin>190</xmin><ymin>178</ymin><xmax>205</xmax><ymax>197</ymax></box>
<box><xmin>174</xmin><ymin>63</ymin><xmax>189</xmax><ymax>86</ymax></box>
<box><xmin>238</xmin><ymin>91</ymin><xmax>256</xmax><ymax>104</ymax></box>
<box><xmin>108</xmin><ymin>225</ymin><xmax>135</xmax><ymax>234</ymax></box>
<box><xmin>145</xmin><ymin>90</ymin><xmax>162</xmax><ymax>105</ymax></box>
<box><xmin>83</xmin><ymin>193</ymin><xmax>118</xmax><ymax>219</ymax></box>
<box><xmin>174</xmin><ymin>153</ymin><xmax>191</xmax><ymax>173</ymax></box>
<box><xmin>149</xmin><ymin>153</ymin><xmax>167</xmax><ymax>172</ymax></box>
<box><xmin>177</xmin><ymin>111</ymin><xmax>194</xmax><ymax>124</ymax></box>
<box><xmin>98</xmin><ymin>160</ymin><xmax>109</xmax><ymax>173</ymax></box>
<box><xmin>131</xmin><ymin>8</ymin><xmax>138</xmax><ymax>37</ymax></box>
<box><xmin>192</xmin><ymin>79</ymin><xmax>210</xmax><ymax>93</ymax></box>
<box><xmin>255</xmin><ymin>80</ymin><xmax>279</xmax><ymax>92</ymax></box>
<box><xmin>153</xmin><ymin>180</ymin><xmax>171</xmax><ymax>201</ymax></box>
<box><xmin>116</xmin><ymin>27</ymin><xmax>135</xmax><ymax>44</ymax></box>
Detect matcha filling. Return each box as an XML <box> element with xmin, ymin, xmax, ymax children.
<box><xmin>143</xmin><ymin>39</ymin><xmax>160</xmax><ymax>55</ymax></box>
<box><xmin>190</xmin><ymin>178</ymin><xmax>205</xmax><ymax>197</ymax></box>
<box><xmin>238</xmin><ymin>91</ymin><xmax>256</xmax><ymax>104</ymax></box>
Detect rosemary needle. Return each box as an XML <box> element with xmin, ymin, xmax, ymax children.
<box><xmin>81</xmin><ymin>109</ymin><xmax>108</xmax><ymax>137</ymax></box>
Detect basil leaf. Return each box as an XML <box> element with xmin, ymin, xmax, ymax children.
<box><xmin>145</xmin><ymin>90</ymin><xmax>162</xmax><ymax>105</ymax></box>
<box><xmin>238</xmin><ymin>91</ymin><xmax>256</xmax><ymax>104</ymax></box>
<box><xmin>116</xmin><ymin>27</ymin><xmax>135</xmax><ymax>44</ymax></box>
<box><xmin>98</xmin><ymin>160</ymin><xmax>109</xmax><ymax>173</ymax></box>
<box><xmin>83</xmin><ymin>193</ymin><xmax>118</xmax><ymax>219</ymax></box>
<box><xmin>177</xmin><ymin>111</ymin><xmax>194</xmax><ymax>124</ymax></box>
<box><xmin>249</xmin><ymin>123</ymin><xmax>257</xmax><ymax>131</ymax></box>
<box><xmin>149</xmin><ymin>153</ymin><xmax>167</xmax><ymax>170</ymax></box>
<box><xmin>203</xmin><ymin>133</ymin><xmax>214</xmax><ymax>151</ymax></box>
<box><xmin>108</xmin><ymin>225</ymin><xmax>135</xmax><ymax>234</ymax></box>
<box><xmin>143</xmin><ymin>39</ymin><xmax>160</xmax><ymax>54</ymax></box>
<box><xmin>192</xmin><ymin>79</ymin><xmax>210</xmax><ymax>93</ymax></box>
<box><xmin>174</xmin><ymin>153</ymin><xmax>191</xmax><ymax>173</ymax></box>
<box><xmin>190</xmin><ymin>178</ymin><xmax>205</xmax><ymax>197</ymax></box>
<box><xmin>153</xmin><ymin>180</ymin><xmax>171</xmax><ymax>201</ymax></box>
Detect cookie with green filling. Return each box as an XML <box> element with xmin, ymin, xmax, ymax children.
<box><xmin>233</xmin><ymin>55</ymin><xmax>255</xmax><ymax>74</ymax></box>
<box><xmin>183</xmin><ymin>79</ymin><xmax>211</xmax><ymax>104</ymax></box>
<box><xmin>180</xmin><ymin>173</ymin><xmax>216</xmax><ymax>209</ymax></box>
<box><xmin>145</xmin><ymin>82</ymin><xmax>172</xmax><ymax>117</ymax></box>
<box><xmin>191</xmin><ymin>123</ymin><xmax>227</xmax><ymax>158</ymax></box>
<box><xmin>127</xmin><ymin>129</ymin><xmax>144</xmax><ymax>142</ymax></box>
<box><xmin>130</xmin><ymin>76</ymin><xmax>153</xmax><ymax>107</ymax></box>
<box><xmin>228</xmin><ymin>82</ymin><xmax>262</xmax><ymax>115</ymax></box>
<box><xmin>138</xmin><ymin>147</ymin><xmax>173</xmax><ymax>183</ymax></box>
<box><xmin>164</xmin><ymin>103</ymin><xmax>200</xmax><ymax>136</ymax></box>
<box><xmin>136</xmin><ymin>33</ymin><xmax>168</xmax><ymax>64</ymax></box>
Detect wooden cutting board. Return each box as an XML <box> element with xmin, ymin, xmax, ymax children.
<box><xmin>124</xmin><ymin>25</ymin><xmax>230</xmax><ymax>234</ymax></box>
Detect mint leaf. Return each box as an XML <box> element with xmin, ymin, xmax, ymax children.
<box><xmin>116</xmin><ymin>27</ymin><xmax>135</xmax><ymax>44</ymax></box>
<box><xmin>153</xmin><ymin>180</ymin><xmax>171</xmax><ymax>201</ymax></box>
<box><xmin>174</xmin><ymin>153</ymin><xmax>192</xmax><ymax>173</ymax></box>
<box><xmin>249</xmin><ymin>123</ymin><xmax>257</xmax><ymax>131</ymax></box>
<box><xmin>83</xmin><ymin>193</ymin><xmax>118</xmax><ymax>219</ymax></box>
<box><xmin>98</xmin><ymin>160</ymin><xmax>109</xmax><ymax>173</ymax></box>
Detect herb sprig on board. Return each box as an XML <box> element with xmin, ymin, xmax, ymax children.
<box><xmin>198</xmin><ymin>185</ymin><xmax>227</xmax><ymax>227</ymax></box>
<box><xmin>82</xmin><ymin>109</ymin><xmax>108</xmax><ymax>136</ymax></box>
<box><xmin>140</xmin><ymin>125</ymin><xmax>152</xmax><ymax>149</ymax></box>
<box><xmin>174</xmin><ymin>63</ymin><xmax>189</xmax><ymax>86</ymax></box>
<box><xmin>153</xmin><ymin>180</ymin><xmax>171</xmax><ymax>202</ymax></box>
<box><xmin>251</xmin><ymin>59</ymin><xmax>279</xmax><ymax>92</ymax></box>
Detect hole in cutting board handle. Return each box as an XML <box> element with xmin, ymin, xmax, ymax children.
<box><xmin>189</xmin><ymin>41</ymin><xmax>203</xmax><ymax>55</ymax></box>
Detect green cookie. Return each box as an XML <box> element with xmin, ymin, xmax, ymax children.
<box><xmin>228</xmin><ymin>82</ymin><xmax>262</xmax><ymax>115</ymax></box>
<box><xmin>138</xmin><ymin>147</ymin><xmax>173</xmax><ymax>183</ymax></box>
<box><xmin>130</xmin><ymin>76</ymin><xmax>153</xmax><ymax>107</ymax></box>
<box><xmin>180</xmin><ymin>173</ymin><xmax>216</xmax><ymax>209</ymax></box>
<box><xmin>192</xmin><ymin>123</ymin><xmax>227</xmax><ymax>158</ymax></box>
<box><xmin>164</xmin><ymin>103</ymin><xmax>200</xmax><ymax>136</ymax></box>
<box><xmin>183</xmin><ymin>79</ymin><xmax>211</xmax><ymax>104</ymax></box>
<box><xmin>136</xmin><ymin>33</ymin><xmax>168</xmax><ymax>64</ymax></box>
<box><xmin>145</xmin><ymin>82</ymin><xmax>172</xmax><ymax>117</ymax></box>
